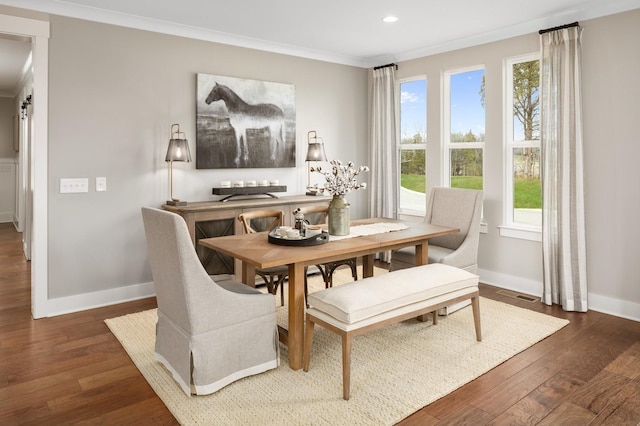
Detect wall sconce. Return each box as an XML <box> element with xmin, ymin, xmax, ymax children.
<box><xmin>20</xmin><ymin>95</ymin><xmax>32</xmax><ymax>120</ymax></box>
<box><xmin>305</xmin><ymin>130</ymin><xmax>327</xmax><ymax>196</ymax></box>
<box><xmin>165</xmin><ymin>123</ymin><xmax>192</xmax><ymax>206</ymax></box>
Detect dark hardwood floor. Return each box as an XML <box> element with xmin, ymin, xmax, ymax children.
<box><xmin>1</xmin><ymin>222</ymin><xmax>639</xmax><ymax>425</ymax></box>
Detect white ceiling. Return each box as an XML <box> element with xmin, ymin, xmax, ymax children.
<box><xmin>1</xmin><ymin>0</ymin><xmax>639</xmax><ymax>95</ymax></box>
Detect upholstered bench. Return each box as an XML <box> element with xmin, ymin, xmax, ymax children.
<box><xmin>302</xmin><ymin>263</ymin><xmax>481</xmax><ymax>400</ymax></box>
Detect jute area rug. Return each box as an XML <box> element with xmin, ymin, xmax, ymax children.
<box><xmin>106</xmin><ymin>268</ymin><xmax>569</xmax><ymax>425</ymax></box>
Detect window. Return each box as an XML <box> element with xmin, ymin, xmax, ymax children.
<box><xmin>398</xmin><ymin>78</ymin><xmax>427</xmax><ymax>215</ymax></box>
<box><xmin>443</xmin><ymin>67</ymin><xmax>485</xmax><ymax>190</ymax></box>
<box><xmin>502</xmin><ymin>54</ymin><xmax>541</xmax><ymax>240</ymax></box>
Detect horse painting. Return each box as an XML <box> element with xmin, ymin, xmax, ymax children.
<box><xmin>205</xmin><ymin>83</ymin><xmax>285</xmax><ymax>166</ymax></box>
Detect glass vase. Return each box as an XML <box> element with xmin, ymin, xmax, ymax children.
<box><xmin>328</xmin><ymin>194</ymin><xmax>350</xmax><ymax>236</ymax></box>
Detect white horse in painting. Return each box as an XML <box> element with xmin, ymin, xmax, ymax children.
<box><xmin>205</xmin><ymin>83</ymin><xmax>285</xmax><ymax>166</ymax></box>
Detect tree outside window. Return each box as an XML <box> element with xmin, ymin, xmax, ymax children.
<box><xmin>444</xmin><ymin>67</ymin><xmax>485</xmax><ymax>190</ymax></box>
<box><xmin>505</xmin><ymin>56</ymin><xmax>541</xmax><ymax>232</ymax></box>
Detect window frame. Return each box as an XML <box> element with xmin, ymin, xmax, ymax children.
<box><xmin>500</xmin><ymin>53</ymin><xmax>542</xmax><ymax>242</ymax></box>
<box><xmin>442</xmin><ymin>65</ymin><xmax>486</xmax><ymax>189</ymax></box>
<box><xmin>397</xmin><ymin>76</ymin><xmax>427</xmax><ymax>217</ymax></box>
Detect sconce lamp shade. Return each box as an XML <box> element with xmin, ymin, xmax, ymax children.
<box><xmin>165</xmin><ymin>131</ymin><xmax>192</xmax><ymax>162</ymax></box>
<box><xmin>305</xmin><ymin>141</ymin><xmax>327</xmax><ymax>162</ymax></box>
<box><xmin>305</xmin><ymin>130</ymin><xmax>327</xmax><ymax>162</ymax></box>
<box><xmin>305</xmin><ymin>130</ymin><xmax>327</xmax><ymax>195</ymax></box>
<box><xmin>166</xmin><ymin>124</ymin><xmax>191</xmax><ymax>206</ymax></box>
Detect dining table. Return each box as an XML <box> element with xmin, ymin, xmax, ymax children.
<box><xmin>199</xmin><ymin>217</ymin><xmax>459</xmax><ymax>370</ymax></box>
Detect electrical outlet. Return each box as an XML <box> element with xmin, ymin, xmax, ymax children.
<box><xmin>60</xmin><ymin>178</ymin><xmax>89</xmax><ymax>194</ymax></box>
<box><xmin>96</xmin><ymin>177</ymin><xmax>107</xmax><ymax>192</ymax></box>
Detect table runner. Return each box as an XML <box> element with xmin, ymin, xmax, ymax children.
<box><xmin>328</xmin><ymin>222</ymin><xmax>409</xmax><ymax>241</ymax></box>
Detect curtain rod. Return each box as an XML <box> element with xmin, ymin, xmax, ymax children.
<box><xmin>373</xmin><ymin>63</ymin><xmax>398</xmax><ymax>71</ymax></box>
<box><xmin>539</xmin><ymin>21</ymin><xmax>579</xmax><ymax>34</ymax></box>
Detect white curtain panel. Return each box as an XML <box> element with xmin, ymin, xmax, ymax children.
<box><xmin>540</xmin><ymin>26</ymin><xmax>588</xmax><ymax>312</ymax></box>
<box><xmin>369</xmin><ymin>66</ymin><xmax>397</xmax><ymax>262</ymax></box>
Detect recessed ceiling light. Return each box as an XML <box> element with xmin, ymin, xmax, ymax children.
<box><xmin>382</xmin><ymin>16</ymin><xmax>398</xmax><ymax>23</ymax></box>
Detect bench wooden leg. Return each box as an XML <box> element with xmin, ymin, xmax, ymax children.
<box><xmin>342</xmin><ymin>332</ymin><xmax>352</xmax><ymax>400</ymax></box>
<box><xmin>303</xmin><ymin>316</ymin><xmax>315</xmax><ymax>371</ymax></box>
<box><xmin>471</xmin><ymin>296</ymin><xmax>482</xmax><ymax>341</ymax></box>
<box><xmin>417</xmin><ymin>311</ymin><xmax>437</xmax><ymax>323</ymax></box>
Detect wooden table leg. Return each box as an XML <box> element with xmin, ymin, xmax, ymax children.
<box><xmin>287</xmin><ymin>262</ymin><xmax>305</xmax><ymax>370</ymax></box>
<box><xmin>241</xmin><ymin>262</ymin><xmax>256</xmax><ymax>287</ymax></box>
<box><xmin>362</xmin><ymin>254</ymin><xmax>374</xmax><ymax>278</ymax></box>
<box><xmin>415</xmin><ymin>241</ymin><xmax>428</xmax><ymax>266</ymax></box>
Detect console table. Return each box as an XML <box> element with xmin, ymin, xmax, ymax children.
<box><xmin>163</xmin><ymin>195</ymin><xmax>329</xmax><ymax>279</ymax></box>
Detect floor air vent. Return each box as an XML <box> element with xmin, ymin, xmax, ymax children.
<box><xmin>496</xmin><ymin>289</ymin><xmax>538</xmax><ymax>303</ymax></box>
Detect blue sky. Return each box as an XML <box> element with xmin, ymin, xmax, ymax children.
<box><xmin>400</xmin><ymin>79</ymin><xmax>427</xmax><ymax>140</ymax></box>
<box><xmin>400</xmin><ymin>69</ymin><xmax>486</xmax><ymax>139</ymax></box>
<box><xmin>450</xmin><ymin>69</ymin><xmax>485</xmax><ymax>137</ymax></box>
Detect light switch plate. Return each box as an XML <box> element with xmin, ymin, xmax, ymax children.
<box><xmin>96</xmin><ymin>177</ymin><xmax>107</xmax><ymax>192</ymax></box>
<box><xmin>60</xmin><ymin>178</ymin><xmax>89</xmax><ymax>193</ymax></box>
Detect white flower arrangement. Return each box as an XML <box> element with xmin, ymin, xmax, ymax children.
<box><xmin>311</xmin><ymin>160</ymin><xmax>369</xmax><ymax>196</ymax></box>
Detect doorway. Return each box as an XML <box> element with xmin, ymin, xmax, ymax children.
<box><xmin>0</xmin><ymin>33</ymin><xmax>29</xmax><ymax>237</ymax></box>
<box><xmin>0</xmin><ymin>12</ymin><xmax>49</xmax><ymax>318</ymax></box>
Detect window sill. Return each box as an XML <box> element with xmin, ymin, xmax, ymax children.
<box><xmin>498</xmin><ymin>225</ymin><xmax>541</xmax><ymax>242</ymax></box>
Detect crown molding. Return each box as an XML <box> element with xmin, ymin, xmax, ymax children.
<box><xmin>387</xmin><ymin>0</ymin><xmax>640</xmax><ymax>64</ymax></box>
<box><xmin>0</xmin><ymin>0</ymin><xmax>368</xmax><ymax>67</ymax></box>
<box><xmin>2</xmin><ymin>0</ymin><xmax>639</xmax><ymax>69</ymax></box>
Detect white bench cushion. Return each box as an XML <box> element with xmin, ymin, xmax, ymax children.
<box><xmin>306</xmin><ymin>263</ymin><xmax>479</xmax><ymax>324</ymax></box>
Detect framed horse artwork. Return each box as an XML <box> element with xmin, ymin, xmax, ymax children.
<box><xmin>196</xmin><ymin>74</ymin><xmax>296</xmax><ymax>169</ymax></box>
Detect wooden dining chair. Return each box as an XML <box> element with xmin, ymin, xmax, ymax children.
<box><xmin>237</xmin><ymin>209</ymin><xmax>289</xmax><ymax>306</ymax></box>
<box><xmin>297</xmin><ymin>204</ymin><xmax>358</xmax><ymax>289</ymax></box>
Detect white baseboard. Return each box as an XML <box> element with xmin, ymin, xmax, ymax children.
<box><xmin>45</xmin><ymin>281</ymin><xmax>156</xmax><ymax>317</ymax></box>
<box><xmin>0</xmin><ymin>211</ymin><xmax>13</xmax><ymax>223</ymax></box>
<box><xmin>478</xmin><ymin>268</ymin><xmax>640</xmax><ymax>322</ymax></box>
<box><xmin>587</xmin><ymin>293</ymin><xmax>640</xmax><ymax>323</ymax></box>
<box><xmin>478</xmin><ymin>268</ymin><xmax>542</xmax><ymax>298</ymax></box>
<box><xmin>22</xmin><ymin>240</ymin><xmax>29</xmax><ymax>260</ymax></box>
<box><xmin>13</xmin><ymin>214</ymin><xmax>21</xmax><ymax>231</ymax></box>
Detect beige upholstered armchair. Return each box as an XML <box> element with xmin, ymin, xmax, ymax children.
<box><xmin>390</xmin><ymin>187</ymin><xmax>483</xmax><ymax>274</ymax></box>
<box><xmin>141</xmin><ymin>207</ymin><xmax>279</xmax><ymax>396</ymax></box>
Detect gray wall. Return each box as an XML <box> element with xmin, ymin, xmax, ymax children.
<box><xmin>47</xmin><ymin>16</ymin><xmax>368</xmax><ymax>298</ymax></box>
<box><xmin>0</xmin><ymin>97</ymin><xmax>16</xmax><ymax>224</ymax></box>
<box><xmin>0</xmin><ymin>97</ymin><xmax>15</xmax><ymax>158</ymax></box>
<box><xmin>396</xmin><ymin>9</ymin><xmax>640</xmax><ymax>316</ymax></box>
<box><xmin>581</xmin><ymin>10</ymin><xmax>640</xmax><ymax>308</ymax></box>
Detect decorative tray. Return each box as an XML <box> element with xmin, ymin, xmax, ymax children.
<box><xmin>268</xmin><ymin>230</ymin><xmax>329</xmax><ymax>246</ymax></box>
